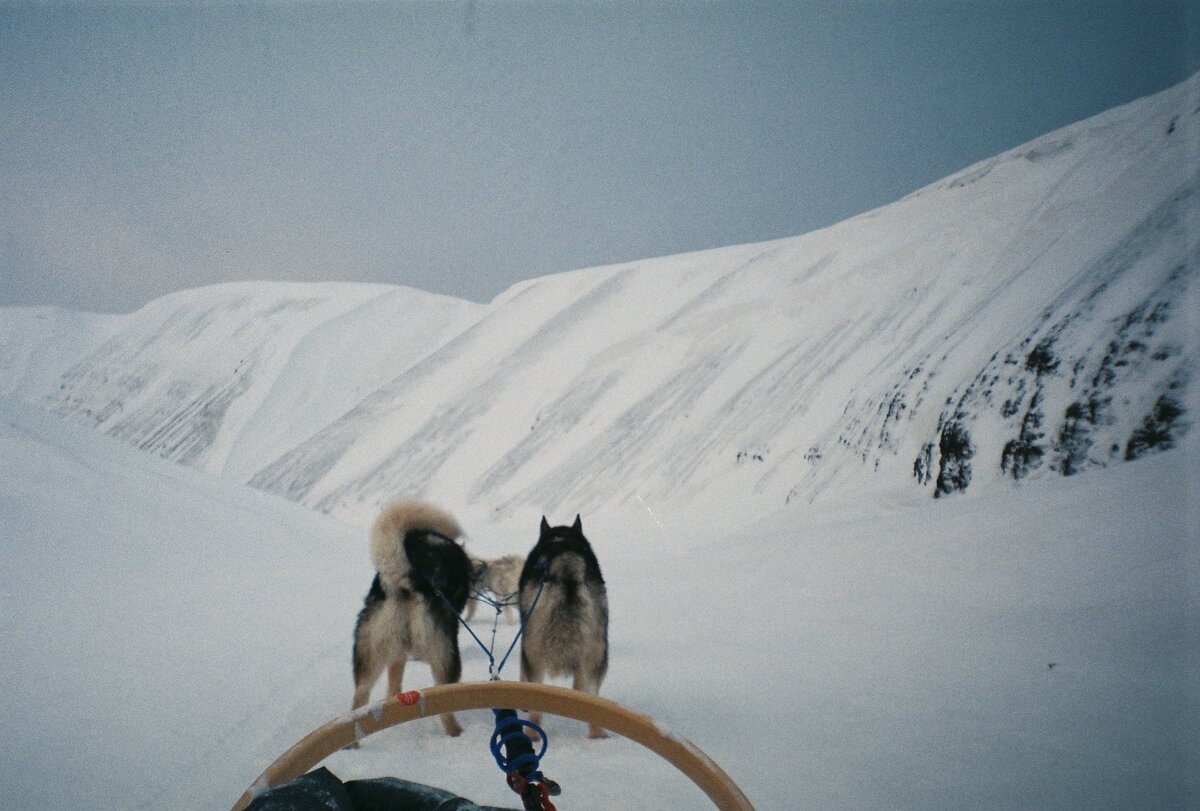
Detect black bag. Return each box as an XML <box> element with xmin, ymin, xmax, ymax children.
<box><xmin>246</xmin><ymin>767</ymin><xmax>521</xmax><ymax>811</ymax></box>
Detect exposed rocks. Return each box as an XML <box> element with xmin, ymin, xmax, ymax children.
<box><xmin>933</xmin><ymin>421</ymin><xmax>974</xmax><ymax>497</ymax></box>
<box><xmin>913</xmin><ymin>442</ymin><xmax>935</xmax><ymax>487</ymax></box>
<box><xmin>1126</xmin><ymin>371</ymin><xmax>1191</xmax><ymax>460</ymax></box>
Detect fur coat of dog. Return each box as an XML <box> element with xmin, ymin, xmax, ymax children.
<box><xmin>519</xmin><ymin>515</ymin><xmax>609</xmax><ymax>738</ymax></box>
<box><xmin>351</xmin><ymin>498</ymin><xmax>470</xmax><ymax>736</ymax></box>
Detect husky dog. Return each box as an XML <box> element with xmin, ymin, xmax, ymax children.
<box><xmin>519</xmin><ymin>515</ymin><xmax>609</xmax><ymax>739</ymax></box>
<box><xmin>465</xmin><ymin>554</ymin><xmax>524</xmax><ymax>623</ymax></box>
<box><xmin>351</xmin><ymin>498</ymin><xmax>470</xmax><ymax>736</ymax></box>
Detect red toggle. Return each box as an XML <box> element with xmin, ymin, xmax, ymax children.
<box><xmin>507</xmin><ymin>772</ymin><xmax>556</xmax><ymax>811</ymax></box>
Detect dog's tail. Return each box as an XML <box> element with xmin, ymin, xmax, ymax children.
<box><xmin>370</xmin><ymin>498</ymin><xmax>462</xmax><ymax>588</ymax></box>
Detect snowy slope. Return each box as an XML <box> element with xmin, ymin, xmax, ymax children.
<box><xmin>0</xmin><ymin>393</ymin><xmax>1194</xmax><ymax>810</ymax></box>
<box><xmin>0</xmin><ymin>76</ymin><xmax>1197</xmax><ymax>533</ymax></box>
<box><xmin>0</xmin><ymin>395</ymin><xmax>367</xmax><ymax>810</ymax></box>
<box><xmin>249</xmin><ymin>75</ymin><xmax>1199</xmax><ymax>527</ymax></box>
<box><xmin>0</xmin><ymin>306</ymin><xmax>121</xmax><ymax>397</ymax></box>
<box><xmin>1</xmin><ymin>282</ymin><xmax>483</xmax><ymax>478</ymax></box>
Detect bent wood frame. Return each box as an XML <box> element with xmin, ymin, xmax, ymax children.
<box><xmin>232</xmin><ymin>681</ymin><xmax>754</xmax><ymax>811</ymax></box>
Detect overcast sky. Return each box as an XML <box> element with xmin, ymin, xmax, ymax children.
<box><xmin>2</xmin><ymin>1</ymin><xmax>1196</xmax><ymax>313</ymax></box>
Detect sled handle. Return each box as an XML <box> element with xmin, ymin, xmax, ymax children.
<box><xmin>232</xmin><ymin>681</ymin><xmax>754</xmax><ymax>811</ymax></box>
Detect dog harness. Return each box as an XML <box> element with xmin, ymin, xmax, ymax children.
<box><xmin>420</xmin><ymin>559</ymin><xmax>559</xmax><ymax>810</ymax></box>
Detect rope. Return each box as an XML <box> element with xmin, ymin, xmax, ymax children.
<box><xmin>425</xmin><ymin>560</ymin><xmax>547</xmax><ymax>680</ymax></box>
<box><xmin>492</xmin><ymin>708</ymin><xmax>560</xmax><ymax>811</ymax></box>
<box><xmin>419</xmin><ymin>559</ymin><xmax>559</xmax><ymax>809</ymax></box>
<box><xmin>490</xmin><ymin>708</ymin><xmax>547</xmax><ymax>775</ymax></box>
<box><xmin>494</xmin><ymin>575</ymin><xmax>546</xmax><ymax>678</ymax></box>
<box><xmin>469</xmin><ymin>585</ymin><xmax>520</xmax><ymax>612</ymax></box>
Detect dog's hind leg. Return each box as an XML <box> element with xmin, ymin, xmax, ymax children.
<box><xmin>572</xmin><ymin>670</ymin><xmax>609</xmax><ymax>739</ymax></box>
<box><xmin>352</xmin><ymin>647</ymin><xmax>385</xmax><ymax>713</ymax></box>
<box><xmin>429</xmin><ymin>648</ymin><xmax>464</xmax><ymax>737</ymax></box>
<box><xmin>385</xmin><ymin>654</ymin><xmax>407</xmax><ymax>698</ymax></box>
<box><xmin>520</xmin><ymin>654</ymin><xmax>546</xmax><ymax>740</ymax></box>
<box><xmin>348</xmin><ymin>643</ymin><xmax>387</xmax><ymax>749</ymax></box>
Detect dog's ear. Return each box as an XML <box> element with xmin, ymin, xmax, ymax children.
<box><xmin>572</xmin><ymin>514</ymin><xmax>582</xmax><ymax>533</ymax></box>
<box><xmin>540</xmin><ymin>516</ymin><xmax>551</xmax><ymax>535</ymax></box>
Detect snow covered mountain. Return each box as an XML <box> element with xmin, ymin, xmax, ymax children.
<box><xmin>1</xmin><ymin>74</ymin><xmax>1196</xmax><ymax>811</ymax></box>
<box><xmin>1</xmin><ymin>75</ymin><xmax>1196</xmax><ymax>529</ymax></box>
<box><xmin>0</xmin><ymin>283</ymin><xmax>483</xmax><ymax>480</ymax></box>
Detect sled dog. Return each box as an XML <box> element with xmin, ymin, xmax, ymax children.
<box><xmin>519</xmin><ymin>515</ymin><xmax>609</xmax><ymax>739</ymax></box>
<box><xmin>351</xmin><ymin>498</ymin><xmax>470</xmax><ymax>736</ymax></box>
<box><xmin>465</xmin><ymin>553</ymin><xmax>524</xmax><ymax>623</ymax></box>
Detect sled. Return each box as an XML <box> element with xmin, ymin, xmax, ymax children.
<box><xmin>232</xmin><ymin>680</ymin><xmax>754</xmax><ymax>810</ymax></box>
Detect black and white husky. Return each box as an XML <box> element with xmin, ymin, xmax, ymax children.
<box><xmin>519</xmin><ymin>515</ymin><xmax>609</xmax><ymax>739</ymax></box>
<box><xmin>351</xmin><ymin>498</ymin><xmax>470</xmax><ymax>736</ymax></box>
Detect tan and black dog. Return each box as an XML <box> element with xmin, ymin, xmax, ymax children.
<box><xmin>518</xmin><ymin>515</ymin><xmax>609</xmax><ymax>739</ymax></box>
<box><xmin>351</xmin><ymin>498</ymin><xmax>470</xmax><ymax>736</ymax></box>
<box><xmin>465</xmin><ymin>553</ymin><xmax>524</xmax><ymax>623</ymax></box>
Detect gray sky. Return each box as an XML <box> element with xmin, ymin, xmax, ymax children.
<box><xmin>2</xmin><ymin>1</ymin><xmax>1196</xmax><ymax>313</ymax></box>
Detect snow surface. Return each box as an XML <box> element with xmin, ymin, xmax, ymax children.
<box><xmin>0</xmin><ymin>394</ymin><xmax>1194</xmax><ymax>809</ymax></box>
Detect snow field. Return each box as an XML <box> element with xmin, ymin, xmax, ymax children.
<box><xmin>0</xmin><ymin>396</ymin><xmax>1193</xmax><ymax>809</ymax></box>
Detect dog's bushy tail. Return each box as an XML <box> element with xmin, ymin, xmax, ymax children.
<box><xmin>370</xmin><ymin>498</ymin><xmax>462</xmax><ymax>588</ymax></box>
